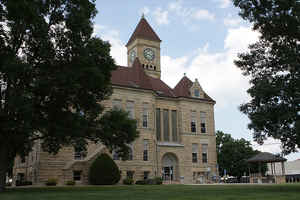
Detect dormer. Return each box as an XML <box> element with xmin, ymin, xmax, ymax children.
<box><xmin>190</xmin><ymin>78</ymin><xmax>204</xmax><ymax>98</ymax></box>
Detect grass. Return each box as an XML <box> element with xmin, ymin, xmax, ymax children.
<box><xmin>0</xmin><ymin>184</ymin><xmax>300</xmax><ymax>200</ymax></box>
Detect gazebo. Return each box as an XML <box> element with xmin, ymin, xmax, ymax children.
<box><xmin>247</xmin><ymin>152</ymin><xmax>287</xmax><ymax>184</ymax></box>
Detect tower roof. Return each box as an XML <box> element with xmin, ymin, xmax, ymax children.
<box><xmin>126</xmin><ymin>17</ymin><xmax>161</xmax><ymax>47</ymax></box>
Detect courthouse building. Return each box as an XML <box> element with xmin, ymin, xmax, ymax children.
<box><xmin>13</xmin><ymin>17</ymin><xmax>218</xmax><ymax>185</ymax></box>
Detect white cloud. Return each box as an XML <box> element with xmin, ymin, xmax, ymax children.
<box><xmin>193</xmin><ymin>9</ymin><xmax>215</xmax><ymax>21</ymax></box>
<box><xmin>161</xmin><ymin>55</ymin><xmax>189</xmax><ymax>87</ymax></box>
<box><xmin>169</xmin><ymin>1</ymin><xmax>215</xmax><ymax>22</ymax></box>
<box><xmin>224</xmin><ymin>16</ymin><xmax>242</xmax><ymax>27</ymax></box>
<box><xmin>252</xmin><ymin>138</ymin><xmax>283</xmax><ymax>154</ymax></box>
<box><xmin>161</xmin><ymin>26</ymin><xmax>259</xmax><ymax>109</ymax></box>
<box><xmin>153</xmin><ymin>8</ymin><xmax>169</xmax><ymax>25</ymax></box>
<box><xmin>224</xmin><ymin>26</ymin><xmax>260</xmax><ymax>54</ymax></box>
<box><xmin>215</xmin><ymin>0</ymin><xmax>232</xmax><ymax>8</ymax></box>
<box><xmin>144</xmin><ymin>0</ymin><xmax>215</xmax><ymax>26</ymax></box>
<box><xmin>139</xmin><ymin>6</ymin><xmax>150</xmax><ymax>16</ymax></box>
<box><xmin>93</xmin><ymin>24</ymin><xmax>127</xmax><ymax>66</ymax></box>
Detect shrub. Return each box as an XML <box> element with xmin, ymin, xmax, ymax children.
<box><xmin>123</xmin><ymin>178</ymin><xmax>134</xmax><ymax>185</ymax></box>
<box><xmin>65</xmin><ymin>180</ymin><xmax>76</xmax><ymax>186</ymax></box>
<box><xmin>15</xmin><ymin>180</ymin><xmax>32</xmax><ymax>186</ymax></box>
<box><xmin>145</xmin><ymin>178</ymin><xmax>156</xmax><ymax>185</ymax></box>
<box><xmin>136</xmin><ymin>177</ymin><xmax>163</xmax><ymax>185</ymax></box>
<box><xmin>135</xmin><ymin>180</ymin><xmax>146</xmax><ymax>185</ymax></box>
<box><xmin>153</xmin><ymin>177</ymin><xmax>163</xmax><ymax>185</ymax></box>
<box><xmin>88</xmin><ymin>153</ymin><xmax>121</xmax><ymax>185</ymax></box>
<box><xmin>46</xmin><ymin>178</ymin><xmax>57</xmax><ymax>186</ymax></box>
<box><xmin>5</xmin><ymin>182</ymin><xmax>12</xmax><ymax>187</ymax></box>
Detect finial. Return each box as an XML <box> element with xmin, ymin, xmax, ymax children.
<box><xmin>184</xmin><ymin>73</ymin><xmax>186</xmax><ymax>76</ymax></box>
<box><xmin>142</xmin><ymin>13</ymin><xmax>145</xmax><ymax>19</ymax></box>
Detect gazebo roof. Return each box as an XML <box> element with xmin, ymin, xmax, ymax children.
<box><xmin>247</xmin><ymin>152</ymin><xmax>287</xmax><ymax>163</ymax></box>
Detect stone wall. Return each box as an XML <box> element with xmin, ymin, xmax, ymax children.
<box><xmin>13</xmin><ymin>85</ymin><xmax>218</xmax><ymax>185</ymax></box>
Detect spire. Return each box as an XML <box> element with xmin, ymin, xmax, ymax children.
<box><xmin>126</xmin><ymin>17</ymin><xmax>161</xmax><ymax>47</ymax></box>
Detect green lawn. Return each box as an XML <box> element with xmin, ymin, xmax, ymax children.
<box><xmin>1</xmin><ymin>184</ymin><xmax>300</xmax><ymax>200</ymax></box>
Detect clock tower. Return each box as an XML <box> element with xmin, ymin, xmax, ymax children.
<box><xmin>126</xmin><ymin>15</ymin><xmax>161</xmax><ymax>79</ymax></box>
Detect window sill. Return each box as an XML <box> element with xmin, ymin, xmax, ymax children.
<box><xmin>157</xmin><ymin>142</ymin><xmax>184</xmax><ymax>147</ymax></box>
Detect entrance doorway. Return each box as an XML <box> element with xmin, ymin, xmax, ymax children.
<box><xmin>163</xmin><ymin>166</ymin><xmax>174</xmax><ymax>181</ymax></box>
<box><xmin>162</xmin><ymin>153</ymin><xmax>178</xmax><ymax>181</ymax></box>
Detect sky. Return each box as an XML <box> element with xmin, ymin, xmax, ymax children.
<box><xmin>93</xmin><ymin>0</ymin><xmax>300</xmax><ymax>161</ymax></box>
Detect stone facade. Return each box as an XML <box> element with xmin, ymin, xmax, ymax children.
<box><xmin>13</xmin><ymin>17</ymin><xmax>218</xmax><ymax>185</ymax></box>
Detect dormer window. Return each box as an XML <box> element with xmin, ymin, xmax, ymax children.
<box><xmin>194</xmin><ymin>89</ymin><xmax>200</xmax><ymax>97</ymax></box>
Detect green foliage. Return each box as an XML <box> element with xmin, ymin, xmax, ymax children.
<box><xmin>15</xmin><ymin>180</ymin><xmax>32</xmax><ymax>186</ymax></box>
<box><xmin>1</xmin><ymin>185</ymin><xmax>300</xmax><ymax>200</ymax></box>
<box><xmin>232</xmin><ymin>0</ymin><xmax>300</xmax><ymax>153</ymax></box>
<box><xmin>65</xmin><ymin>180</ymin><xmax>76</xmax><ymax>186</ymax></box>
<box><xmin>153</xmin><ymin>177</ymin><xmax>163</xmax><ymax>185</ymax></box>
<box><xmin>135</xmin><ymin>177</ymin><xmax>162</xmax><ymax>185</ymax></box>
<box><xmin>45</xmin><ymin>179</ymin><xmax>57</xmax><ymax>186</ymax></box>
<box><xmin>123</xmin><ymin>178</ymin><xmax>134</xmax><ymax>185</ymax></box>
<box><xmin>89</xmin><ymin>154</ymin><xmax>121</xmax><ymax>185</ymax></box>
<box><xmin>0</xmin><ymin>0</ymin><xmax>138</xmax><ymax>191</ymax></box>
<box><xmin>216</xmin><ymin>131</ymin><xmax>267</xmax><ymax>179</ymax></box>
<box><xmin>135</xmin><ymin>180</ymin><xmax>146</xmax><ymax>185</ymax></box>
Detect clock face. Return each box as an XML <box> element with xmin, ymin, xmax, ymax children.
<box><xmin>143</xmin><ymin>48</ymin><xmax>155</xmax><ymax>61</ymax></box>
<box><xmin>129</xmin><ymin>50</ymin><xmax>136</xmax><ymax>62</ymax></box>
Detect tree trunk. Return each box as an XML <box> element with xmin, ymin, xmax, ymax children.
<box><xmin>0</xmin><ymin>144</ymin><xmax>9</xmax><ymax>192</ymax></box>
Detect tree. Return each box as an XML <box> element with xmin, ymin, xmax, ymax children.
<box><xmin>233</xmin><ymin>0</ymin><xmax>300</xmax><ymax>154</ymax></box>
<box><xmin>0</xmin><ymin>0</ymin><xmax>139</xmax><ymax>191</ymax></box>
<box><xmin>89</xmin><ymin>153</ymin><xmax>121</xmax><ymax>185</ymax></box>
<box><xmin>216</xmin><ymin>131</ymin><xmax>267</xmax><ymax>180</ymax></box>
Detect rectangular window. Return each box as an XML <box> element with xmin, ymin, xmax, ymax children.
<box><xmin>194</xmin><ymin>89</ymin><xmax>200</xmax><ymax>97</ymax></box>
<box><xmin>74</xmin><ymin>147</ymin><xmax>86</xmax><ymax>160</ymax></box>
<box><xmin>112</xmin><ymin>99</ymin><xmax>122</xmax><ymax>110</ymax></box>
<box><xmin>192</xmin><ymin>143</ymin><xmax>198</xmax><ymax>163</ymax></box>
<box><xmin>142</xmin><ymin>103</ymin><xmax>148</xmax><ymax>128</ymax></box>
<box><xmin>202</xmin><ymin>144</ymin><xmax>208</xmax><ymax>163</ymax></box>
<box><xmin>143</xmin><ymin>139</ymin><xmax>149</xmax><ymax>161</ymax></box>
<box><xmin>126</xmin><ymin>101</ymin><xmax>135</xmax><ymax>119</ymax></box>
<box><xmin>144</xmin><ymin>171</ymin><xmax>150</xmax><ymax>180</ymax></box>
<box><xmin>73</xmin><ymin>171</ymin><xmax>82</xmax><ymax>181</ymax></box>
<box><xmin>191</xmin><ymin>111</ymin><xmax>196</xmax><ymax>133</ymax></box>
<box><xmin>163</xmin><ymin>109</ymin><xmax>169</xmax><ymax>141</ymax></box>
<box><xmin>126</xmin><ymin>171</ymin><xmax>134</xmax><ymax>179</ymax></box>
<box><xmin>156</xmin><ymin>108</ymin><xmax>161</xmax><ymax>141</ymax></box>
<box><xmin>200</xmin><ymin>112</ymin><xmax>206</xmax><ymax>133</ymax></box>
<box><xmin>171</xmin><ymin>110</ymin><xmax>178</xmax><ymax>142</ymax></box>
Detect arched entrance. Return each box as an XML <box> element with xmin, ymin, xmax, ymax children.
<box><xmin>162</xmin><ymin>153</ymin><xmax>179</xmax><ymax>181</ymax></box>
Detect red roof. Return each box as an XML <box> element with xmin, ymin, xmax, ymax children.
<box><xmin>111</xmin><ymin>58</ymin><xmax>214</xmax><ymax>102</ymax></box>
<box><xmin>126</xmin><ymin>17</ymin><xmax>161</xmax><ymax>47</ymax></box>
<box><xmin>174</xmin><ymin>76</ymin><xmax>193</xmax><ymax>97</ymax></box>
<box><xmin>174</xmin><ymin>76</ymin><xmax>215</xmax><ymax>101</ymax></box>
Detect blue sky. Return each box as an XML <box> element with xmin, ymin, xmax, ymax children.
<box><xmin>93</xmin><ymin>0</ymin><xmax>300</xmax><ymax>161</ymax></box>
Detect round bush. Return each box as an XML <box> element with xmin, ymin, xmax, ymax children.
<box><xmin>46</xmin><ymin>178</ymin><xmax>57</xmax><ymax>186</ymax></box>
<box><xmin>88</xmin><ymin>153</ymin><xmax>121</xmax><ymax>185</ymax></box>
<box><xmin>123</xmin><ymin>178</ymin><xmax>134</xmax><ymax>185</ymax></box>
<box><xmin>65</xmin><ymin>180</ymin><xmax>76</xmax><ymax>186</ymax></box>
